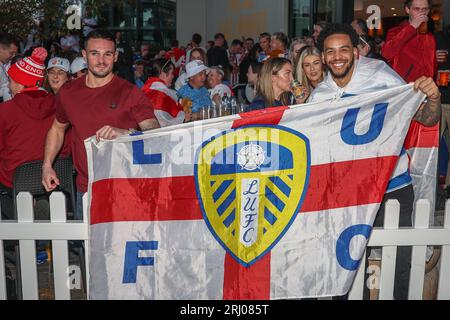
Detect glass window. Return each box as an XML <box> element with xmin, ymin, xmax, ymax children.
<box><xmin>316</xmin><ymin>0</ymin><xmax>337</xmax><ymax>23</ymax></box>
<box><xmin>290</xmin><ymin>0</ymin><xmax>312</xmax><ymax>38</ymax></box>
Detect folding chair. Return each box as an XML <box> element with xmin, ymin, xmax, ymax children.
<box><xmin>11</xmin><ymin>158</ymin><xmax>86</xmax><ymax>295</ymax></box>
<box><xmin>12</xmin><ymin>157</ymin><xmax>76</xmax><ymax>218</ymax></box>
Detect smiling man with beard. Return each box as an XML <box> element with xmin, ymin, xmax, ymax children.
<box><xmin>308</xmin><ymin>24</ymin><xmax>441</xmax><ymax>300</ymax></box>
<box><xmin>42</xmin><ymin>30</ymin><xmax>160</xmax><ymax>220</ymax></box>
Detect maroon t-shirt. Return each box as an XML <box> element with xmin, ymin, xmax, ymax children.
<box><xmin>55</xmin><ymin>75</ymin><xmax>156</xmax><ymax>192</ymax></box>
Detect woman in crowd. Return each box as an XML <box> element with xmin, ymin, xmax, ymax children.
<box><xmin>295</xmin><ymin>46</ymin><xmax>326</xmax><ymax>97</ymax></box>
<box><xmin>45</xmin><ymin>57</ymin><xmax>71</xmax><ymax>95</ymax></box>
<box><xmin>288</xmin><ymin>37</ymin><xmax>309</xmax><ymax>65</ymax></box>
<box><xmin>246</xmin><ymin>57</ymin><xmax>306</xmax><ymax>111</ymax></box>
<box><xmin>175</xmin><ymin>47</ymin><xmax>208</xmax><ymax>90</ymax></box>
<box><xmin>208</xmin><ymin>65</ymin><xmax>232</xmax><ymax>105</ymax></box>
<box><xmin>245</xmin><ymin>60</ymin><xmax>263</xmax><ymax>103</ymax></box>
<box><xmin>142</xmin><ymin>58</ymin><xmax>185</xmax><ymax>127</ymax></box>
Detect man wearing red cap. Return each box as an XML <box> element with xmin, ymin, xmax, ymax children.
<box><xmin>0</xmin><ymin>47</ymin><xmax>70</xmax><ymax>219</ymax></box>
<box><xmin>42</xmin><ymin>30</ymin><xmax>160</xmax><ymax>220</ymax></box>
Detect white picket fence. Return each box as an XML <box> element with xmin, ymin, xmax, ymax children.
<box><xmin>0</xmin><ymin>192</ymin><xmax>89</xmax><ymax>300</ymax></box>
<box><xmin>348</xmin><ymin>199</ymin><xmax>450</xmax><ymax>300</ymax></box>
<box><xmin>1</xmin><ymin>193</ymin><xmax>450</xmax><ymax>300</ymax></box>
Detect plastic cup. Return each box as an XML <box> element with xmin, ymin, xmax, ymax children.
<box><xmin>438</xmin><ymin>70</ymin><xmax>449</xmax><ymax>87</ymax></box>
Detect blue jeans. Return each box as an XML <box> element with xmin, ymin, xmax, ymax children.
<box><xmin>75</xmin><ymin>191</ymin><xmax>85</xmax><ymax>221</ymax></box>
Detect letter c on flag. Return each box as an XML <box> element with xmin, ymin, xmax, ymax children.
<box><xmin>336</xmin><ymin>225</ymin><xmax>372</xmax><ymax>271</ymax></box>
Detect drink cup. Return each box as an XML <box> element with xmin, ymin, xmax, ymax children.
<box><xmin>437</xmin><ymin>50</ymin><xmax>449</xmax><ymax>64</ymax></box>
<box><xmin>291</xmin><ymin>80</ymin><xmax>306</xmax><ymax>100</ymax></box>
<box><xmin>418</xmin><ymin>21</ymin><xmax>428</xmax><ymax>34</ymax></box>
<box><xmin>438</xmin><ymin>70</ymin><xmax>449</xmax><ymax>87</ymax></box>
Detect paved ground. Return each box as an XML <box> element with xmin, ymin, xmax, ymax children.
<box><xmin>4</xmin><ymin>242</ymin><xmax>87</xmax><ymax>300</ymax></box>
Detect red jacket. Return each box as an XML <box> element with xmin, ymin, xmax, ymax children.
<box><xmin>0</xmin><ymin>89</ymin><xmax>71</xmax><ymax>187</ymax></box>
<box><xmin>382</xmin><ymin>21</ymin><xmax>437</xmax><ymax>83</ymax></box>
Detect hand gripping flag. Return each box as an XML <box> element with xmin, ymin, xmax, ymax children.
<box><xmin>85</xmin><ymin>85</ymin><xmax>425</xmax><ymax>300</ymax></box>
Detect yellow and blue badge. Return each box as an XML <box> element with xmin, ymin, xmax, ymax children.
<box><xmin>195</xmin><ymin>125</ymin><xmax>310</xmax><ymax>267</ymax></box>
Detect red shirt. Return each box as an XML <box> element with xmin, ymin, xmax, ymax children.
<box><xmin>55</xmin><ymin>75</ymin><xmax>156</xmax><ymax>192</ymax></box>
<box><xmin>382</xmin><ymin>21</ymin><xmax>437</xmax><ymax>82</ymax></box>
<box><xmin>0</xmin><ymin>90</ymin><xmax>70</xmax><ymax>188</ymax></box>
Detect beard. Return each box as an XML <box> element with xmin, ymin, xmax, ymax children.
<box><xmin>89</xmin><ymin>65</ymin><xmax>113</xmax><ymax>78</ymax></box>
<box><xmin>328</xmin><ymin>56</ymin><xmax>355</xmax><ymax>80</ymax></box>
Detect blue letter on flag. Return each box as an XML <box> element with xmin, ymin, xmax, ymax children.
<box><xmin>336</xmin><ymin>225</ymin><xmax>372</xmax><ymax>271</ymax></box>
<box><xmin>341</xmin><ymin>103</ymin><xmax>388</xmax><ymax>145</ymax></box>
<box><xmin>122</xmin><ymin>241</ymin><xmax>158</xmax><ymax>284</ymax></box>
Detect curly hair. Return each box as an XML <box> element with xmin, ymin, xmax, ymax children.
<box><xmin>317</xmin><ymin>23</ymin><xmax>359</xmax><ymax>52</ymax></box>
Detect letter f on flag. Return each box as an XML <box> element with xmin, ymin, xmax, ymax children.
<box><xmin>122</xmin><ymin>241</ymin><xmax>159</xmax><ymax>284</ymax></box>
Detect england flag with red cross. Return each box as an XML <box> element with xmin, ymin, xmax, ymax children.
<box><xmin>85</xmin><ymin>84</ymin><xmax>427</xmax><ymax>299</ymax></box>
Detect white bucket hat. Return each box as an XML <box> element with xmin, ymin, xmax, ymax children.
<box><xmin>185</xmin><ymin>59</ymin><xmax>209</xmax><ymax>78</ymax></box>
<box><xmin>47</xmin><ymin>57</ymin><xmax>70</xmax><ymax>73</ymax></box>
<box><xmin>70</xmin><ymin>57</ymin><xmax>88</xmax><ymax>74</ymax></box>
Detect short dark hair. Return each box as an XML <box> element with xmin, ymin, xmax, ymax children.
<box><xmin>231</xmin><ymin>39</ymin><xmax>243</xmax><ymax>47</ymax></box>
<box><xmin>246</xmin><ymin>38</ymin><xmax>254</xmax><ymax>43</ymax></box>
<box><xmin>171</xmin><ymin>39</ymin><xmax>179</xmax><ymax>48</ymax></box>
<box><xmin>192</xmin><ymin>33</ymin><xmax>202</xmax><ymax>45</ymax></box>
<box><xmin>84</xmin><ymin>30</ymin><xmax>116</xmax><ymax>49</ymax></box>
<box><xmin>317</xmin><ymin>23</ymin><xmax>359</xmax><ymax>52</ymax></box>
<box><xmin>0</xmin><ymin>32</ymin><xmax>19</xmax><ymax>48</ymax></box>
<box><xmin>315</xmin><ymin>21</ymin><xmax>330</xmax><ymax>30</ymax></box>
<box><xmin>259</xmin><ymin>32</ymin><xmax>271</xmax><ymax>41</ymax></box>
<box><xmin>214</xmin><ymin>33</ymin><xmax>225</xmax><ymax>40</ymax></box>
<box><xmin>404</xmin><ymin>0</ymin><xmax>432</xmax><ymax>8</ymax></box>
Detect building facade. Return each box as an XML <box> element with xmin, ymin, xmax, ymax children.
<box><xmin>98</xmin><ymin>0</ymin><xmax>449</xmax><ymax>49</ymax></box>
<box><xmin>176</xmin><ymin>0</ymin><xmax>353</xmax><ymax>46</ymax></box>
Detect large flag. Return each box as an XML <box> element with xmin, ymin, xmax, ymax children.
<box><xmin>85</xmin><ymin>85</ymin><xmax>425</xmax><ymax>300</ymax></box>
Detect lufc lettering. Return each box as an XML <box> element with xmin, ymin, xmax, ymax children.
<box><xmin>240</xmin><ymin>178</ymin><xmax>260</xmax><ymax>246</ymax></box>
<box><xmin>124</xmin><ymin>102</ymin><xmax>390</xmax><ymax>281</ymax></box>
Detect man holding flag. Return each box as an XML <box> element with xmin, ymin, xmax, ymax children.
<box><xmin>309</xmin><ymin>23</ymin><xmax>441</xmax><ymax>300</ymax></box>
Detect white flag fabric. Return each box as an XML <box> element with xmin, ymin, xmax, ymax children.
<box><xmin>85</xmin><ymin>85</ymin><xmax>425</xmax><ymax>300</ymax></box>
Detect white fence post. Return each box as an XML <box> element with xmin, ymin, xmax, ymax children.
<box><xmin>17</xmin><ymin>193</ymin><xmax>39</xmax><ymax>300</ymax></box>
<box><xmin>438</xmin><ymin>201</ymin><xmax>450</xmax><ymax>299</ymax></box>
<box><xmin>50</xmin><ymin>193</ymin><xmax>71</xmax><ymax>300</ymax></box>
<box><xmin>348</xmin><ymin>251</ymin><xmax>366</xmax><ymax>300</ymax></box>
<box><xmin>378</xmin><ymin>200</ymin><xmax>399</xmax><ymax>300</ymax></box>
<box><xmin>408</xmin><ymin>200</ymin><xmax>430</xmax><ymax>300</ymax></box>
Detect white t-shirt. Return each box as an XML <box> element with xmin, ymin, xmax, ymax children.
<box><xmin>0</xmin><ymin>62</ymin><xmax>12</xmax><ymax>102</ymax></box>
<box><xmin>209</xmin><ymin>83</ymin><xmax>232</xmax><ymax>100</ymax></box>
<box><xmin>309</xmin><ymin>56</ymin><xmax>410</xmax><ymax>193</ymax></box>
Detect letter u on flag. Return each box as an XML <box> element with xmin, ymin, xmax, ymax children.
<box><xmin>85</xmin><ymin>85</ymin><xmax>426</xmax><ymax>300</ymax></box>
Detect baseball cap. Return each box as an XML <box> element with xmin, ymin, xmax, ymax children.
<box><xmin>70</xmin><ymin>57</ymin><xmax>87</xmax><ymax>74</ymax></box>
<box><xmin>47</xmin><ymin>57</ymin><xmax>70</xmax><ymax>73</ymax></box>
<box><xmin>185</xmin><ymin>60</ymin><xmax>209</xmax><ymax>78</ymax></box>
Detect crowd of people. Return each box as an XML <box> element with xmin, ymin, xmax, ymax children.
<box><xmin>0</xmin><ymin>0</ymin><xmax>449</xmax><ymax>300</ymax></box>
